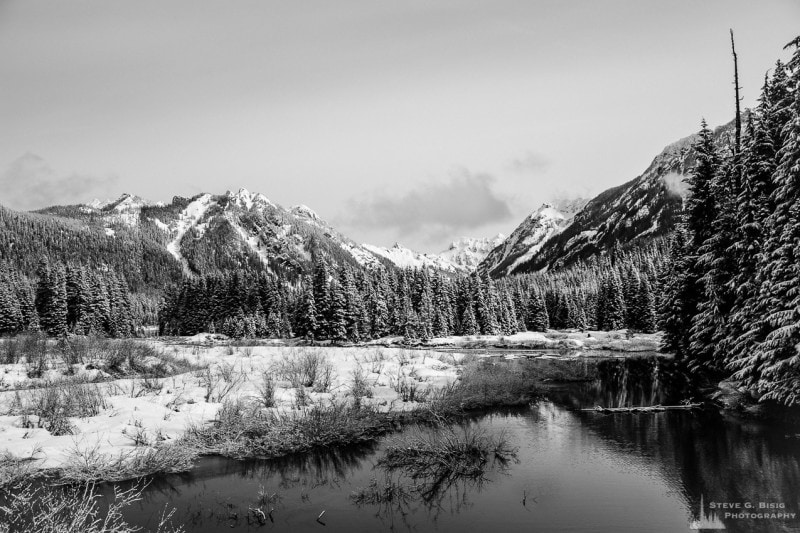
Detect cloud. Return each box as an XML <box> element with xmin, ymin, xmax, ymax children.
<box><xmin>508</xmin><ymin>151</ymin><xmax>550</xmax><ymax>174</ymax></box>
<box><xmin>340</xmin><ymin>170</ymin><xmax>513</xmax><ymax>243</ymax></box>
<box><xmin>661</xmin><ymin>171</ymin><xmax>689</xmax><ymax>198</ymax></box>
<box><xmin>0</xmin><ymin>153</ymin><xmax>119</xmax><ymax>211</ymax></box>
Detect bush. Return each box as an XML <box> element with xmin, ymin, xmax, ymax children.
<box><xmin>0</xmin><ymin>479</ymin><xmax>183</xmax><ymax>533</ymax></box>
<box><xmin>183</xmin><ymin>399</ymin><xmax>393</xmax><ymax>460</ymax></box>
<box><xmin>274</xmin><ymin>349</ymin><xmax>335</xmax><ymax>391</ymax></box>
<box><xmin>378</xmin><ymin>424</ymin><xmax>517</xmax><ymax>499</ymax></box>
<box><xmin>254</xmin><ymin>371</ymin><xmax>276</xmax><ymax>408</ymax></box>
<box><xmin>62</xmin><ymin>442</ymin><xmax>197</xmax><ymax>483</ymax></box>
<box><xmin>10</xmin><ymin>381</ymin><xmax>109</xmax><ymax>435</ymax></box>
<box><xmin>1</xmin><ymin>336</ymin><xmax>22</xmax><ymax>364</ymax></box>
<box><xmin>349</xmin><ymin>367</ymin><xmax>373</xmax><ymax>408</ymax></box>
<box><xmin>22</xmin><ymin>332</ymin><xmax>50</xmax><ymax>378</ymax></box>
<box><xmin>425</xmin><ymin>361</ymin><xmax>537</xmax><ymax>415</ymax></box>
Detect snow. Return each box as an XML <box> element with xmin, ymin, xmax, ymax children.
<box><xmin>436</xmin><ymin>234</ymin><xmax>505</xmax><ymax>271</ymax></box>
<box><xmin>88</xmin><ymin>198</ymin><xmax>112</xmax><ymax>210</ymax></box>
<box><xmin>227</xmin><ymin>214</ymin><xmax>270</xmax><ymax>267</ymax></box>
<box><xmin>227</xmin><ymin>188</ymin><xmax>275</xmax><ymax>211</ymax></box>
<box><xmin>417</xmin><ymin>330</ymin><xmax>661</xmax><ymax>352</ymax></box>
<box><xmin>0</xmin><ymin>343</ymin><xmax>461</xmax><ymax>473</ymax></box>
<box><xmin>291</xmin><ymin>204</ymin><xmax>320</xmax><ymax>221</ymax></box>
<box><xmin>166</xmin><ymin>193</ymin><xmax>214</xmax><ymax>274</ymax></box>
<box><xmin>152</xmin><ymin>218</ymin><xmax>170</xmax><ymax>232</ymax></box>
<box><xmin>363</xmin><ymin>243</ymin><xmax>465</xmax><ymax>273</ymax></box>
<box><xmin>479</xmin><ymin>198</ymin><xmax>590</xmax><ymax>276</ymax></box>
<box><xmin>504</xmin><ymin>204</ymin><xmax>570</xmax><ymax>274</ymax></box>
<box><xmin>340</xmin><ymin>242</ymin><xmax>384</xmax><ymax>269</ymax></box>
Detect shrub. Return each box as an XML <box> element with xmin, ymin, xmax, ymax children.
<box><xmin>254</xmin><ymin>371</ymin><xmax>276</xmax><ymax>409</ymax></box>
<box><xmin>1</xmin><ymin>336</ymin><xmax>22</xmax><ymax>364</ymax></box>
<box><xmin>349</xmin><ymin>367</ymin><xmax>373</xmax><ymax>408</ymax></box>
<box><xmin>62</xmin><ymin>442</ymin><xmax>197</xmax><ymax>483</ymax></box>
<box><xmin>379</xmin><ymin>424</ymin><xmax>516</xmax><ymax>480</ymax></box>
<box><xmin>425</xmin><ymin>361</ymin><xmax>537</xmax><ymax>415</ymax></box>
<box><xmin>0</xmin><ymin>480</ymin><xmax>183</xmax><ymax>533</ymax></box>
<box><xmin>183</xmin><ymin>400</ymin><xmax>393</xmax><ymax>460</ymax></box>
<box><xmin>8</xmin><ymin>380</ymin><xmax>109</xmax><ymax>436</ymax></box>
<box><xmin>274</xmin><ymin>349</ymin><xmax>335</xmax><ymax>391</ymax></box>
<box><xmin>22</xmin><ymin>332</ymin><xmax>49</xmax><ymax>378</ymax></box>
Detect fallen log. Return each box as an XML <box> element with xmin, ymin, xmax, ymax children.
<box><xmin>581</xmin><ymin>403</ymin><xmax>703</xmax><ymax>413</ymax></box>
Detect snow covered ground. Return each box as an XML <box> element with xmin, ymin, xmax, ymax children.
<box><xmin>369</xmin><ymin>330</ymin><xmax>662</xmax><ymax>352</ymax></box>
<box><xmin>0</xmin><ymin>331</ymin><xmax>660</xmax><ymax>478</ymax></box>
<box><xmin>0</xmin><ymin>339</ymin><xmax>461</xmax><ymax>474</ymax></box>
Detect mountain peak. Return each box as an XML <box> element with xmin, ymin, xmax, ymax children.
<box><xmin>226</xmin><ymin>187</ymin><xmax>274</xmax><ymax>210</ymax></box>
<box><xmin>291</xmin><ymin>204</ymin><xmax>320</xmax><ymax>220</ymax></box>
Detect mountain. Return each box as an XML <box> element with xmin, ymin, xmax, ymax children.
<box><xmin>5</xmin><ymin>186</ymin><xmax>500</xmax><ymax>289</ymax></box>
<box><xmin>132</xmin><ymin>188</ymin><xmax>394</xmax><ymax>278</ymax></box>
<box><xmin>3</xmin><ymin>188</ymin><xmax>399</xmax><ymax>287</ymax></box>
<box><xmin>1</xmin><ymin>202</ymin><xmax>180</xmax><ymax>293</ymax></box>
<box><xmin>480</xmin><ymin>119</ymin><xmax>737</xmax><ymax>276</ymax></box>
<box><xmin>363</xmin><ymin>234</ymin><xmax>505</xmax><ymax>274</ymax></box>
<box><xmin>480</xmin><ymin>201</ymin><xmax>586</xmax><ymax>277</ymax></box>
<box><xmin>436</xmin><ymin>234</ymin><xmax>506</xmax><ymax>271</ymax></box>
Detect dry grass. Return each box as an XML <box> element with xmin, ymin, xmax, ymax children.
<box><xmin>183</xmin><ymin>398</ymin><xmax>394</xmax><ymax>460</ymax></box>
<box><xmin>424</xmin><ymin>361</ymin><xmax>537</xmax><ymax>415</ymax></box>
<box><xmin>5</xmin><ymin>381</ymin><xmax>109</xmax><ymax>435</ymax></box>
<box><xmin>379</xmin><ymin>425</ymin><xmax>516</xmax><ymax>479</ymax></box>
<box><xmin>61</xmin><ymin>443</ymin><xmax>198</xmax><ymax>483</ymax></box>
<box><xmin>273</xmin><ymin>348</ymin><xmax>336</xmax><ymax>392</ymax></box>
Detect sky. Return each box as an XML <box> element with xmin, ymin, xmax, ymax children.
<box><xmin>1</xmin><ymin>1</ymin><xmax>798</xmax><ymax>252</ymax></box>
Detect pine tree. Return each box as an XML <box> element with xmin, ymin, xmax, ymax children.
<box><xmin>327</xmin><ymin>281</ymin><xmax>348</xmax><ymax>342</ymax></box>
<box><xmin>601</xmin><ymin>273</ymin><xmax>626</xmax><ymax>331</ymax></box>
<box><xmin>661</xmin><ymin>121</ymin><xmax>720</xmax><ymax>357</ymax></box>
<box><xmin>637</xmin><ymin>277</ymin><xmax>657</xmax><ymax>334</ymax></box>
<box><xmin>460</xmin><ymin>301</ymin><xmax>479</xmax><ymax>336</ymax></box>
<box><xmin>753</xmin><ymin>37</ymin><xmax>800</xmax><ymax>404</ymax></box>
<box><xmin>526</xmin><ymin>290</ymin><xmax>549</xmax><ymax>332</ymax></box>
<box><xmin>295</xmin><ymin>282</ymin><xmax>318</xmax><ymax>339</ymax></box>
<box><xmin>0</xmin><ymin>280</ymin><xmax>22</xmax><ymax>335</ymax></box>
<box><xmin>35</xmin><ymin>261</ymin><xmax>67</xmax><ymax>337</ymax></box>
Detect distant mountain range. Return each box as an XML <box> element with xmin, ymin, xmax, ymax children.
<box><xmin>0</xmin><ymin>119</ymin><xmax>737</xmax><ymax>287</ymax></box>
<box><xmin>363</xmin><ymin>235</ymin><xmax>505</xmax><ymax>274</ymax></box>
<box><xmin>4</xmin><ymin>188</ymin><xmax>499</xmax><ymax>282</ymax></box>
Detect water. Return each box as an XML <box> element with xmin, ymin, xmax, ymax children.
<box><xmin>107</xmin><ymin>356</ymin><xmax>800</xmax><ymax>533</ymax></box>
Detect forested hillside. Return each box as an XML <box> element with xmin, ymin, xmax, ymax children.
<box><xmin>659</xmin><ymin>39</ymin><xmax>800</xmax><ymax>405</ymax></box>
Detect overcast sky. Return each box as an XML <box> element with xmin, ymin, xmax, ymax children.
<box><xmin>1</xmin><ymin>1</ymin><xmax>798</xmax><ymax>252</ymax></box>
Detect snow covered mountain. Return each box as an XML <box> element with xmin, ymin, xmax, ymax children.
<box><xmin>480</xmin><ymin>201</ymin><xmax>586</xmax><ymax>277</ymax></box>
<box><xmin>480</xmin><ymin>119</ymin><xmax>738</xmax><ymax>276</ymax></box>
<box><xmin>138</xmin><ymin>188</ymin><xmax>392</xmax><ymax>277</ymax></box>
<box><xmin>437</xmin><ymin>234</ymin><xmax>506</xmax><ymax>271</ymax></box>
<box><xmin>362</xmin><ymin>234</ymin><xmax>505</xmax><ymax>274</ymax></box>
<box><xmin>82</xmin><ymin>193</ymin><xmax>159</xmax><ymax>226</ymax></box>
<box><xmin>32</xmin><ymin>188</ymin><xmax>392</xmax><ymax>278</ymax></box>
<box><xmin>27</xmin><ymin>187</ymin><xmax>499</xmax><ymax>279</ymax></box>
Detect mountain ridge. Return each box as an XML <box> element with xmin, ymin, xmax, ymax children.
<box><xmin>479</xmin><ymin>118</ymin><xmax>738</xmax><ymax>276</ymax></box>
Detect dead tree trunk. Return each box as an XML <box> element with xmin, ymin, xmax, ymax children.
<box><xmin>730</xmin><ymin>29</ymin><xmax>742</xmax><ymax>155</ymax></box>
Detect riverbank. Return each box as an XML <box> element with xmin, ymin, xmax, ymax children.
<box><xmin>0</xmin><ymin>337</ymin><xmax>541</xmax><ymax>484</ymax></box>
<box><xmin>367</xmin><ymin>329</ymin><xmax>662</xmax><ymax>352</ymax></box>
